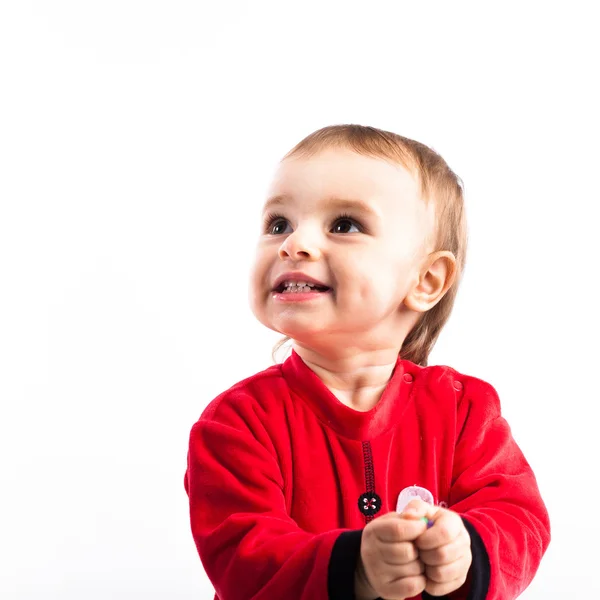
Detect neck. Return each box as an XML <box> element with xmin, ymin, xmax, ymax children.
<box><xmin>292</xmin><ymin>343</ymin><xmax>402</xmax><ymax>412</ymax></box>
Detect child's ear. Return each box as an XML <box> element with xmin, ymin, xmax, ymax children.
<box><xmin>404</xmin><ymin>251</ymin><xmax>457</xmax><ymax>313</ymax></box>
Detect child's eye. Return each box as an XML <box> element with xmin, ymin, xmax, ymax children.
<box><xmin>264</xmin><ymin>213</ymin><xmax>292</xmax><ymax>235</ymax></box>
<box><xmin>331</xmin><ymin>216</ymin><xmax>361</xmax><ymax>234</ymax></box>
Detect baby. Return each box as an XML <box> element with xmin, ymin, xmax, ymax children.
<box><xmin>184</xmin><ymin>124</ymin><xmax>550</xmax><ymax>600</ymax></box>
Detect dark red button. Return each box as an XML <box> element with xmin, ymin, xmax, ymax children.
<box><xmin>358</xmin><ymin>492</ymin><xmax>382</xmax><ymax>516</ymax></box>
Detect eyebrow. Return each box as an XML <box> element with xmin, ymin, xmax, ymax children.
<box><xmin>263</xmin><ymin>194</ymin><xmax>382</xmax><ymax>219</ymax></box>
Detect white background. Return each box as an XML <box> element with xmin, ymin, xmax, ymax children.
<box><xmin>1</xmin><ymin>1</ymin><xmax>598</xmax><ymax>598</ymax></box>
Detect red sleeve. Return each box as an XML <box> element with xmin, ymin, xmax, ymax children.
<box><xmin>446</xmin><ymin>376</ymin><xmax>551</xmax><ymax>599</ymax></box>
<box><xmin>184</xmin><ymin>390</ymin><xmax>355</xmax><ymax>600</ymax></box>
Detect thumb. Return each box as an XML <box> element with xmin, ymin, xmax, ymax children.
<box><xmin>400</xmin><ymin>498</ymin><xmax>441</xmax><ymax>520</ymax></box>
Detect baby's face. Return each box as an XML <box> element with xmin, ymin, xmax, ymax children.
<box><xmin>249</xmin><ymin>147</ymin><xmax>436</xmax><ymax>351</ymax></box>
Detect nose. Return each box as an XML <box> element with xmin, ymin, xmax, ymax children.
<box><xmin>278</xmin><ymin>228</ymin><xmax>322</xmax><ymax>261</ymax></box>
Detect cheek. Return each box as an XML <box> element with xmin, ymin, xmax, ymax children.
<box><xmin>335</xmin><ymin>256</ymin><xmax>392</xmax><ymax>304</ymax></box>
<box><xmin>248</xmin><ymin>252</ymin><xmax>265</xmax><ymax>294</ymax></box>
<box><xmin>249</xmin><ymin>246</ymin><xmax>276</xmax><ymax>295</ymax></box>
<box><xmin>356</xmin><ymin>256</ymin><xmax>414</xmax><ymax>303</ymax></box>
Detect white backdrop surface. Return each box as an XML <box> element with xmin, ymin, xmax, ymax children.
<box><xmin>1</xmin><ymin>1</ymin><xmax>598</xmax><ymax>598</ymax></box>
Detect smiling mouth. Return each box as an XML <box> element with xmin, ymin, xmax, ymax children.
<box><xmin>274</xmin><ymin>281</ymin><xmax>331</xmax><ymax>294</ymax></box>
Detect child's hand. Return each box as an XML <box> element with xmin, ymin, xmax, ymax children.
<box><xmin>404</xmin><ymin>499</ymin><xmax>472</xmax><ymax>596</ymax></box>
<box><xmin>356</xmin><ymin>510</ymin><xmax>429</xmax><ymax>600</ymax></box>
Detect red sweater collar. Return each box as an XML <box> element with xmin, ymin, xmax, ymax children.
<box><xmin>280</xmin><ymin>350</ymin><xmax>416</xmax><ymax>440</ymax></box>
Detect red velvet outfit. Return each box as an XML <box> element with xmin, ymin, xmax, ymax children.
<box><xmin>184</xmin><ymin>351</ymin><xmax>550</xmax><ymax>599</ymax></box>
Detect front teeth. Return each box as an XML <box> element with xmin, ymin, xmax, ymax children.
<box><xmin>282</xmin><ymin>280</ymin><xmax>317</xmax><ymax>293</ymax></box>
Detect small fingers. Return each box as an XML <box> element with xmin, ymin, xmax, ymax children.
<box><xmin>401</xmin><ymin>558</ymin><xmax>426</xmax><ymax>578</ymax></box>
<box><xmin>381</xmin><ymin>574</ymin><xmax>427</xmax><ymax>600</ymax></box>
<box><xmin>416</xmin><ymin>510</ymin><xmax>466</xmax><ymax>551</ymax></box>
<box><xmin>379</xmin><ymin>541</ymin><xmax>419</xmax><ymax>565</ymax></box>
<box><xmin>401</xmin><ymin>498</ymin><xmax>440</xmax><ymax>520</ymax></box>
<box><xmin>379</xmin><ymin>556</ymin><xmax>425</xmax><ymax>579</ymax></box>
<box><xmin>425</xmin><ymin>572</ymin><xmax>469</xmax><ymax>596</ymax></box>
<box><xmin>419</xmin><ymin>532</ymin><xmax>470</xmax><ymax>566</ymax></box>
<box><xmin>425</xmin><ymin>552</ymin><xmax>472</xmax><ymax>584</ymax></box>
<box><xmin>375</xmin><ymin>513</ymin><xmax>428</xmax><ymax>543</ymax></box>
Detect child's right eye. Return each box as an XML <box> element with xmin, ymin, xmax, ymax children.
<box><xmin>270</xmin><ymin>219</ymin><xmax>289</xmax><ymax>235</ymax></box>
<box><xmin>264</xmin><ymin>213</ymin><xmax>291</xmax><ymax>235</ymax></box>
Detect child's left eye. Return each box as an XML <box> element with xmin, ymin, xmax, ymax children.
<box><xmin>331</xmin><ymin>217</ymin><xmax>360</xmax><ymax>234</ymax></box>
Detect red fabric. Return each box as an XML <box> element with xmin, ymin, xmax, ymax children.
<box><xmin>184</xmin><ymin>351</ymin><xmax>550</xmax><ymax>600</ymax></box>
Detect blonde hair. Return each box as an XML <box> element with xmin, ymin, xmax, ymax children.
<box><xmin>272</xmin><ymin>124</ymin><xmax>468</xmax><ymax>367</ymax></box>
